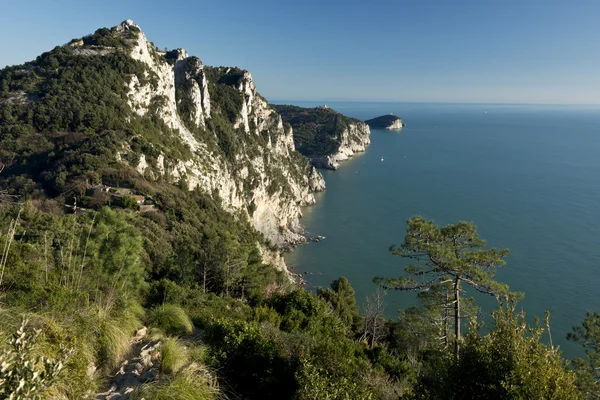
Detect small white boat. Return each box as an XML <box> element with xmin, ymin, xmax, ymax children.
<box><xmin>381</xmin><ymin>157</ymin><xmax>384</xmax><ymax>162</ymax></box>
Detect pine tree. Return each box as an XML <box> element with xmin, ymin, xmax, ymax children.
<box><xmin>374</xmin><ymin>216</ymin><xmax>512</xmax><ymax>359</ymax></box>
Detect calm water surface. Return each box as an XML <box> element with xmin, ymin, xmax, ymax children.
<box><xmin>280</xmin><ymin>101</ymin><xmax>600</xmax><ymax>358</ymax></box>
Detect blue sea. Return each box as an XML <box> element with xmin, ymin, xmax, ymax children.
<box><xmin>280</xmin><ymin>101</ymin><xmax>600</xmax><ymax>359</ymax></box>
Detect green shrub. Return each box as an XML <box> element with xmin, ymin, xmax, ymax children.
<box><xmin>122</xmin><ymin>195</ymin><xmax>141</xmax><ymax>210</ymax></box>
<box><xmin>295</xmin><ymin>356</ymin><xmax>375</xmax><ymax>400</ymax></box>
<box><xmin>204</xmin><ymin>317</ymin><xmax>296</xmax><ymax>398</ymax></box>
<box><xmin>0</xmin><ymin>319</ymin><xmax>72</xmax><ymax>400</ymax></box>
<box><xmin>150</xmin><ymin>304</ymin><xmax>194</xmax><ymax>336</ymax></box>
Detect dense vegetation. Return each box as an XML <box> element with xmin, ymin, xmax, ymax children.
<box><xmin>0</xmin><ymin>23</ymin><xmax>598</xmax><ymax>400</ymax></box>
<box><xmin>1</xmin><ymin>204</ymin><xmax>597</xmax><ymax>399</ymax></box>
<box><xmin>273</xmin><ymin>104</ymin><xmax>364</xmax><ymax>158</ymax></box>
<box><xmin>365</xmin><ymin>115</ymin><xmax>403</xmax><ymax>129</ymax></box>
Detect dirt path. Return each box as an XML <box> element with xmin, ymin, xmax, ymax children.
<box><xmin>94</xmin><ymin>327</ymin><xmax>160</xmax><ymax>400</ymax></box>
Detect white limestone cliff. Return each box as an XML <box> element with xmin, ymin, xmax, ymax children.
<box><xmin>385</xmin><ymin>119</ymin><xmax>404</xmax><ymax>130</ymax></box>
<box><xmin>115</xmin><ymin>20</ymin><xmax>324</xmax><ymax>269</ymax></box>
<box><xmin>311</xmin><ymin>122</ymin><xmax>371</xmax><ymax>170</ymax></box>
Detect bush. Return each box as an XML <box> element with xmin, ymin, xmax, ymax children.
<box><xmin>122</xmin><ymin>195</ymin><xmax>140</xmax><ymax>210</ymax></box>
<box><xmin>149</xmin><ymin>304</ymin><xmax>194</xmax><ymax>336</ymax></box>
<box><xmin>0</xmin><ymin>320</ymin><xmax>72</xmax><ymax>399</ymax></box>
<box><xmin>204</xmin><ymin>317</ymin><xmax>296</xmax><ymax>398</ymax></box>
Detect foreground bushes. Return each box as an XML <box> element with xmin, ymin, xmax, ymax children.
<box><xmin>0</xmin><ymin>320</ymin><xmax>71</xmax><ymax>399</ymax></box>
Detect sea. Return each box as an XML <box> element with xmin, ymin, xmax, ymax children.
<box><xmin>278</xmin><ymin>100</ymin><xmax>600</xmax><ymax>359</ymax></box>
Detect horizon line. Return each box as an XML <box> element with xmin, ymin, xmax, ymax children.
<box><xmin>267</xmin><ymin>98</ymin><xmax>600</xmax><ymax>107</ymax></box>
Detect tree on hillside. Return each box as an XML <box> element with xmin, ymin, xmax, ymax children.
<box><xmin>317</xmin><ymin>276</ymin><xmax>361</xmax><ymax>333</ymax></box>
<box><xmin>374</xmin><ymin>216</ymin><xmax>512</xmax><ymax>359</ymax></box>
<box><xmin>568</xmin><ymin>311</ymin><xmax>600</xmax><ymax>399</ymax></box>
<box><xmin>361</xmin><ymin>288</ymin><xmax>386</xmax><ymax>349</ymax></box>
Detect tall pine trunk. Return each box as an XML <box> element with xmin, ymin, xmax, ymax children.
<box><xmin>454</xmin><ymin>276</ymin><xmax>461</xmax><ymax>360</ymax></box>
<box><xmin>444</xmin><ymin>288</ymin><xmax>449</xmax><ymax>349</ymax></box>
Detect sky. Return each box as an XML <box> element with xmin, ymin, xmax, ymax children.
<box><xmin>0</xmin><ymin>0</ymin><xmax>599</xmax><ymax>104</ymax></box>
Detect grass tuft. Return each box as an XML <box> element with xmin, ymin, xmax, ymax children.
<box><xmin>133</xmin><ymin>368</ymin><xmax>219</xmax><ymax>400</ymax></box>
<box><xmin>159</xmin><ymin>337</ymin><xmax>187</xmax><ymax>375</ymax></box>
<box><xmin>149</xmin><ymin>304</ymin><xmax>194</xmax><ymax>337</ymax></box>
<box><xmin>93</xmin><ymin>303</ymin><xmax>143</xmax><ymax>370</ymax></box>
<box><xmin>187</xmin><ymin>344</ymin><xmax>208</xmax><ymax>365</ymax></box>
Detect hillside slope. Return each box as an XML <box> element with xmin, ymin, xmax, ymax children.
<box><xmin>0</xmin><ymin>20</ymin><xmax>326</xmax><ymax>264</ymax></box>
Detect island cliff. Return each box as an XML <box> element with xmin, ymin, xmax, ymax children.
<box><xmin>273</xmin><ymin>105</ymin><xmax>371</xmax><ymax>170</ymax></box>
<box><xmin>365</xmin><ymin>114</ymin><xmax>404</xmax><ymax>130</ymax></box>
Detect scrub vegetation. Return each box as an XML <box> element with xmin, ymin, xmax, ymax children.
<box><xmin>0</xmin><ymin>23</ymin><xmax>597</xmax><ymax>400</ymax></box>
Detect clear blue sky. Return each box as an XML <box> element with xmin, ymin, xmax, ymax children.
<box><xmin>1</xmin><ymin>0</ymin><xmax>599</xmax><ymax>104</ymax></box>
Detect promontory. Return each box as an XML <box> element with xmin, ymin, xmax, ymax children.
<box><xmin>365</xmin><ymin>114</ymin><xmax>404</xmax><ymax>130</ymax></box>
<box><xmin>273</xmin><ymin>105</ymin><xmax>371</xmax><ymax>170</ymax></box>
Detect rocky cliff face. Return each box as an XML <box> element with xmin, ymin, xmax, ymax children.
<box><xmin>115</xmin><ymin>20</ymin><xmax>323</xmax><ymax>255</ymax></box>
<box><xmin>273</xmin><ymin>105</ymin><xmax>371</xmax><ymax>170</ymax></box>
<box><xmin>385</xmin><ymin>119</ymin><xmax>404</xmax><ymax>130</ymax></box>
<box><xmin>0</xmin><ymin>20</ymin><xmax>330</xmax><ymax>273</ymax></box>
<box><xmin>309</xmin><ymin>122</ymin><xmax>371</xmax><ymax>170</ymax></box>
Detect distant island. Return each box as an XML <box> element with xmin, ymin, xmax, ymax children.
<box><xmin>365</xmin><ymin>114</ymin><xmax>405</xmax><ymax>130</ymax></box>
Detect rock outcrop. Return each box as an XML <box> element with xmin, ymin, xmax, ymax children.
<box><xmin>273</xmin><ymin>105</ymin><xmax>371</xmax><ymax>170</ymax></box>
<box><xmin>309</xmin><ymin>122</ymin><xmax>371</xmax><ymax>170</ymax></box>
<box><xmin>112</xmin><ymin>20</ymin><xmax>323</xmax><ymax>255</ymax></box>
<box><xmin>365</xmin><ymin>114</ymin><xmax>404</xmax><ymax>130</ymax></box>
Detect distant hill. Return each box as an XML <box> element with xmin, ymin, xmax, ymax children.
<box><xmin>365</xmin><ymin>114</ymin><xmax>404</xmax><ymax>130</ymax></box>
<box><xmin>273</xmin><ymin>105</ymin><xmax>370</xmax><ymax>170</ymax></box>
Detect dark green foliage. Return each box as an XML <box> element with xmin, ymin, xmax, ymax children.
<box><xmin>273</xmin><ymin>104</ymin><xmax>363</xmax><ymax>158</ymax></box>
<box><xmin>364</xmin><ymin>114</ymin><xmax>403</xmax><ymax>129</ymax></box>
<box><xmin>568</xmin><ymin>311</ymin><xmax>600</xmax><ymax>399</ymax></box>
<box><xmin>269</xmin><ymin>289</ymin><xmax>345</xmax><ymax>335</ymax></box>
<box><xmin>417</xmin><ymin>305</ymin><xmax>578</xmax><ymax>399</ymax></box>
<box><xmin>199</xmin><ymin>286</ymin><xmax>404</xmax><ymax>400</ymax></box>
<box><xmin>294</xmin><ymin>355</ymin><xmax>375</xmax><ymax>400</ymax></box>
<box><xmin>0</xmin><ymin>38</ymin><xmax>191</xmax><ymax>198</ymax></box>
<box><xmin>375</xmin><ymin>216</ymin><xmax>512</xmax><ymax>358</ymax></box>
<box><xmin>121</xmin><ymin>195</ymin><xmax>140</xmax><ymax>210</ymax></box>
<box><xmin>204</xmin><ymin>318</ymin><xmax>296</xmax><ymax>399</ymax></box>
<box><xmin>82</xmin><ymin>26</ymin><xmax>138</xmax><ymax>48</ymax></box>
<box><xmin>137</xmin><ymin>185</ymin><xmax>283</xmax><ymax>298</ymax></box>
<box><xmin>317</xmin><ymin>276</ymin><xmax>362</xmax><ymax>333</ymax></box>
